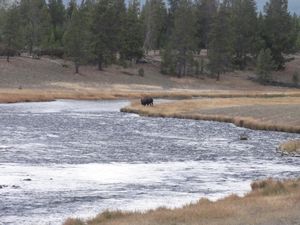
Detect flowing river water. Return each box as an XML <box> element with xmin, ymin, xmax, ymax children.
<box><xmin>0</xmin><ymin>100</ymin><xmax>299</xmax><ymax>225</ymax></box>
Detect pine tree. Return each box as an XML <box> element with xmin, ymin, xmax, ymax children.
<box><xmin>121</xmin><ymin>0</ymin><xmax>143</xmax><ymax>62</ymax></box>
<box><xmin>263</xmin><ymin>0</ymin><xmax>294</xmax><ymax>69</ymax></box>
<box><xmin>166</xmin><ymin>0</ymin><xmax>180</xmax><ymax>39</ymax></box>
<box><xmin>289</xmin><ymin>13</ymin><xmax>300</xmax><ymax>53</ymax></box>
<box><xmin>47</xmin><ymin>0</ymin><xmax>66</xmax><ymax>47</ymax></box>
<box><xmin>231</xmin><ymin>0</ymin><xmax>257</xmax><ymax>69</ymax></box>
<box><xmin>141</xmin><ymin>0</ymin><xmax>167</xmax><ymax>52</ymax></box>
<box><xmin>91</xmin><ymin>0</ymin><xmax>125</xmax><ymax>70</ymax></box>
<box><xmin>63</xmin><ymin>5</ymin><xmax>91</xmax><ymax>73</ymax></box>
<box><xmin>2</xmin><ymin>4</ymin><xmax>22</xmax><ymax>62</ymax></box>
<box><xmin>195</xmin><ymin>0</ymin><xmax>218</xmax><ymax>51</ymax></box>
<box><xmin>19</xmin><ymin>0</ymin><xmax>52</xmax><ymax>55</ymax></box>
<box><xmin>208</xmin><ymin>2</ymin><xmax>233</xmax><ymax>80</ymax></box>
<box><xmin>66</xmin><ymin>0</ymin><xmax>76</xmax><ymax>19</ymax></box>
<box><xmin>169</xmin><ymin>0</ymin><xmax>196</xmax><ymax>77</ymax></box>
<box><xmin>256</xmin><ymin>48</ymin><xmax>275</xmax><ymax>83</ymax></box>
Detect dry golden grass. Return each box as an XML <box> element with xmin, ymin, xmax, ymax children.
<box><xmin>121</xmin><ymin>97</ymin><xmax>300</xmax><ymax>133</ymax></box>
<box><xmin>63</xmin><ymin>179</ymin><xmax>300</xmax><ymax>225</ymax></box>
<box><xmin>1</xmin><ymin>87</ymin><xmax>300</xmax><ymax>104</ymax></box>
<box><xmin>279</xmin><ymin>140</ymin><xmax>300</xmax><ymax>154</ymax></box>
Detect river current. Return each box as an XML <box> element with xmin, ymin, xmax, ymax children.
<box><xmin>0</xmin><ymin>100</ymin><xmax>299</xmax><ymax>225</ymax></box>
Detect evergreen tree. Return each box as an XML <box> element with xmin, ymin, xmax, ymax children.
<box><xmin>2</xmin><ymin>4</ymin><xmax>22</xmax><ymax>62</ymax></box>
<box><xmin>208</xmin><ymin>1</ymin><xmax>233</xmax><ymax>80</ymax></box>
<box><xmin>169</xmin><ymin>0</ymin><xmax>196</xmax><ymax>77</ymax></box>
<box><xmin>231</xmin><ymin>0</ymin><xmax>257</xmax><ymax>69</ymax></box>
<box><xmin>161</xmin><ymin>44</ymin><xmax>175</xmax><ymax>74</ymax></box>
<box><xmin>263</xmin><ymin>0</ymin><xmax>294</xmax><ymax>69</ymax></box>
<box><xmin>142</xmin><ymin>0</ymin><xmax>167</xmax><ymax>52</ymax></box>
<box><xmin>66</xmin><ymin>0</ymin><xmax>77</xmax><ymax>19</ymax></box>
<box><xmin>195</xmin><ymin>0</ymin><xmax>218</xmax><ymax>51</ymax></box>
<box><xmin>47</xmin><ymin>0</ymin><xmax>66</xmax><ymax>47</ymax></box>
<box><xmin>253</xmin><ymin>12</ymin><xmax>267</xmax><ymax>57</ymax></box>
<box><xmin>121</xmin><ymin>0</ymin><xmax>143</xmax><ymax>61</ymax></box>
<box><xmin>48</xmin><ymin>0</ymin><xmax>65</xmax><ymax>28</ymax></box>
<box><xmin>63</xmin><ymin>5</ymin><xmax>91</xmax><ymax>73</ymax></box>
<box><xmin>256</xmin><ymin>48</ymin><xmax>275</xmax><ymax>83</ymax></box>
<box><xmin>166</xmin><ymin>0</ymin><xmax>180</xmax><ymax>38</ymax></box>
<box><xmin>289</xmin><ymin>13</ymin><xmax>300</xmax><ymax>52</ymax></box>
<box><xmin>91</xmin><ymin>0</ymin><xmax>125</xmax><ymax>70</ymax></box>
<box><xmin>19</xmin><ymin>0</ymin><xmax>52</xmax><ymax>55</ymax></box>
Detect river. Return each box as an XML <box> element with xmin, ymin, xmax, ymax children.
<box><xmin>0</xmin><ymin>100</ymin><xmax>299</xmax><ymax>225</ymax></box>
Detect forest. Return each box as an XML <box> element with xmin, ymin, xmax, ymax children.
<box><xmin>0</xmin><ymin>0</ymin><xmax>299</xmax><ymax>82</ymax></box>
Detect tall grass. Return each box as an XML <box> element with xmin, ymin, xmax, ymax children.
<box><xmin>0</xmin><ymin>88</ymin><xmax>300</xmax><ymax>104</ymax></box>
<box><xmin>63</xmin><ymin>178</ymin><xmax>300</xmax><ymax>225</ymax></box>
<box><xmin>279</xmin><ymin>140</ymin><xmax>300</xmax><ymax>153</ymax></box>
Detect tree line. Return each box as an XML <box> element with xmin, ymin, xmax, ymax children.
<box><xmin>0</xmin><ymin>0</ymin><xmax>299</xmax><ymax>82</ymax></box>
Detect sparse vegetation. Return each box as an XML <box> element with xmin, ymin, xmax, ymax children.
<box><xmin>279</xmin><ymin>139</ymin><xmax>300</xmax><ymax>154</ymax></box>
<box><xmin>292</xmin><ymin>71</ymin><xmax>299</xmax><ymax>85</ymax></box>
<box><xmin>138</xmin><ymin>67</ymin><xmax>144</xmax><ymax>76</ymax></box>
<box><xmin>63</xmin><ymin>178</ymin><xmax>300</xmax><ymax>225</ymax></box>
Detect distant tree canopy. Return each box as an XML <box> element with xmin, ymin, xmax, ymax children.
<box><xmin>0</xmin><ymin>0</ymin><xmax>299</xmax><ymax>76</ymax></box>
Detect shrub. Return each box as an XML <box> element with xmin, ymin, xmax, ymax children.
<box><xmin>251</xmin><ymin>179</ymin><xmax>287</xmax><ymax>196</ymax></box>
<box><xmin>292</xmin><ymin>71</ymin><xmax>299</xmax><ymax>85</ymax></box>
<box><xmin>256</xmin><ymin>49</ymin><xmax>275</xmax><ymax>84</ymax></box>
<box><xmin>62</xmin><ymin>218</ymin><xmax>85</xmax><ymax>225</ymax></box>
<box><xmin>138</xmin><ymin>68</ymin><xmax>144</xmax><ymax>77</ymax></box>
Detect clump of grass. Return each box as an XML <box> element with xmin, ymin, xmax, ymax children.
<box><xmin>63</xmin><ymin>218</ymin><xmax>85</xmax><ymax>225</ymax></box>
<box><xmin>250</xmin><ymin>179</ymin><xmax>288</xmax><ymax>196</ymax></box>
<box><xmin>279</xmin><ymin>140</ymin><xmax>300</xmax><ymax>154</ymax></box>
<box><xmin>87</xmin><ymin>210</ymin><xmax>132</xmax><ymax>224</ymax></box>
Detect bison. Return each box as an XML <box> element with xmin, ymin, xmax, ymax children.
<box><xmin>141</xmin><ymin>97</ymin><xmax>153</xmax><ymax>106</ymax></box>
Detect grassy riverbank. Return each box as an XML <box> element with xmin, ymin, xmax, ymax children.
<box><xmin>279</xmin><ymin>140</ymin><xmax>300</xmax><ymax>154</ymax></box>
<box><xmin>64</xmin><ymin>178</ymin><xmax>300</xmax><ymax>225</ymax></box>
<box><xmin>121</xmin><ymin>96</ymin><xmax>300</xmax><ymax>133</ymax></box>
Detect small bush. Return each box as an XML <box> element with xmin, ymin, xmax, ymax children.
<box><xmin>88</xmin><ymin>210</ymin><xmax>130</xmax><ymax>224</ymax></box>
<box><xmin>251</xmin><ymin>179</ymin><xmax>287</xmax><ymax>196</ymax></box>
<box><xmin>138</xmin><ymin>68</ymin><xmax>144</xmax><ymax>77</ymax></box>
<box><xmin>118</xmin><ymin>59</ymin><xmax>128</xmax><ymax>68</ymax></box>
<box><xmin>256</xmin><ymin>49</ymin><xmax>275</xmax><ymax>84</ymax></box>
<box><xmin>62</xmin><ymin>218</ymin><xmax>85</xmax><ymax>225</ymax></box>
<box><xmin>279</xmin><ymin>139</ymin><xmax>300</xmax><ymax>153</ymax></box>
<box><xmin>292</xmin><ymin>71</ymin><xmax>299</xmax><ymax>85</ymax></box>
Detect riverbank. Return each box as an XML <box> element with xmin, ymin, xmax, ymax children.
<box><xmin>64</xmin><ymin>178</ymin><xmax>300</xmax><ymax>225</ymax></box>
<box><xmin>1</xmin><ymin>87</ymin><xmax>300</xmax><ymax>104</ymax></box>
<box><xmin>279</xmin><ymin>140</ymin><xmax>300</xmax><ymax>155</ymax></box>
<box><xmin>121</xmin><ymin>96</ymin><xmax>300</xmax><ymax>133</ymax></box>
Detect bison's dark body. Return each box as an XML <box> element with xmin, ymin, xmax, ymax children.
<box><xmin>141</xmin><ymin>97</ymin><xmax>153</xmax><ymax>106</ymax></box>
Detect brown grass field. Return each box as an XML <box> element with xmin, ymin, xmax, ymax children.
<box><xmin>121</xmin><ymin>96</ymin><xmax>300</xmax><ymax>133</ymax></box>
<box><xmin>63</xmin><ymin>178</ymin><xmax>300</xmax><ymax>225</ymax></box>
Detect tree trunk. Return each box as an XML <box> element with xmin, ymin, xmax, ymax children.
<box><xmin>75</xmin><ymin>62</ymin><xmax>79</xmax><ymax>74</ymax></box>
<box><xmin>216</xmin><ymin>72</ymin><xmax>220</xmax><ymax>81</ymax></box>
<box><xmin>7</xmin><ymin>54</ymin><xmax>10</xmax><ymax>62</ymax></box>
<box><xmin>200</xmin><ymin>58</ymin><xmax>204</xmax><ymax>74</ymax></box>
<box><xmin>98</xmin><ymin>56</ymin><xmax>103</xmax><ymax>71</ymax></box>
